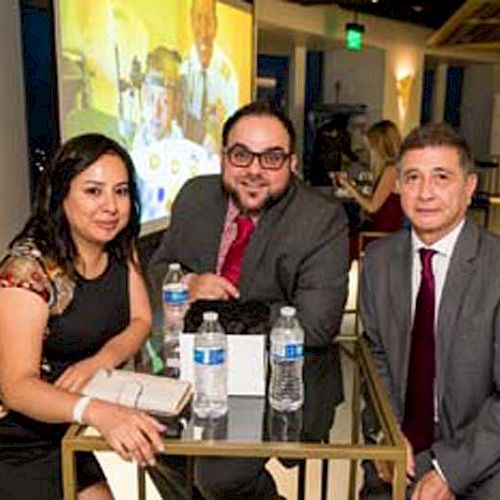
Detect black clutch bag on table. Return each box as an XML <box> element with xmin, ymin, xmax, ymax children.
<box><xmin>184</xmin><ymin>300</ymin><xmax>271</xmax><ymax>336</ymax></box>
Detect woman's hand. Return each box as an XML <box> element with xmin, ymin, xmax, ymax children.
<box><xmin>84</xmin><ymin>398</ymin><xmax>166</xmax><ymax>467</ymax></box>
<box><xmin>54</xmin><ymin>356</ymin><xmax>103</xmax><ymax>393</ymax></box>
<box><xmin>329</xmin><ymin>171</ymin><xmax>351</xmax><ymax>190</ymax></box>
<box><xmin>336</xmin><ymin>172</ymin><xmax>352</xmax><ymax>189</ymax></box>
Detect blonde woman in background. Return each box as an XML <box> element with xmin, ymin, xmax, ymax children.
<box><xmin>332</xmin><ymin>119</ymin><xmax>404</xmax><ymax>260</ymax></box>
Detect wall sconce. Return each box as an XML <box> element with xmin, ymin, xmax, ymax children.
<box><xmin>396</xmin><ymin>72</ymin><xmax>414</xmax><ymax>121</ymax></box>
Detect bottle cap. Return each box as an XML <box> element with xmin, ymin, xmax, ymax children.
<box><xmin>281</xmin><ymin>306</ymin><xmax>296</xmax><ymax>317</ymax></box>
<box><xmin>203</xmin><ymin>311</ymin><xmax>219</xmax><ymax>322</ymax></box>
<box><xmin>169</xmin><ymin>262</ymin><xmax>181</xmax><ymax>271</ymax></box>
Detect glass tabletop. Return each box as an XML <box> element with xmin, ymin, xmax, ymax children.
<box><xmin>62</xmin><ymin>337</ymin><xmax>407</xmax><ymax>500</ymax></box>
<box><xmin>175</xmin><ymin>344</ymin><xmax>341</xmax><ymax>446</ymax></box>
<box><xmin>132</xmin><ymin>337</ymin><xmax>399</xmax><ymax>458</ymax></box>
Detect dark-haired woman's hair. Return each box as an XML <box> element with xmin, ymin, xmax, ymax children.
<box><xmin>12</xmin><ymin>133</ymin><xmax>141</xmax><ymax>274</ymax></box>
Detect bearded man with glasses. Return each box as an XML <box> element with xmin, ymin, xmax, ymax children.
<box><xmin>147</xmin><ymin>101</ymin><xmax>348</xmax><ymax>499</ymax></box>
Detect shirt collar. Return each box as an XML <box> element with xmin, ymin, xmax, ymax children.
<box><xmin>225</xmin><ymin>198</ymin><xmax>260</xmax><ymax>226</ymax></box>
<box><xmin>226</xmin><ymin>198</ymin><xmax>240</xmax><ymax>224</ymax></box>
<box><xmin>411</xmin><ymin>219</ymin><xmax>465</xmax><ymax>258</ymax></box>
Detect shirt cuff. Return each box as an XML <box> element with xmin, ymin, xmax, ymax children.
<box><xmin>182</xmin><ymin>273</ymin><xmax>196</xmax><ymax>286</ymax></box>
<box><xmin>431</xmin><ymin>458</ymin><xmax>448</xmax><ymax>485</ymax></box>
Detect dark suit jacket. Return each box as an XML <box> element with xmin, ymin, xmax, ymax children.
<box><xmin>148</xmin><ymin>174</ymin><xmax>349</xmax><ymax>347</ymax></box>
<box><xmin>361</xmin><ymin>220</ymin><xmax>500</xmax><ymax>497</ymax></box>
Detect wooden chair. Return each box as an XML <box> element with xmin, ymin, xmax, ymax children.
<box><xmin>353</xmin><ymin>231</ymin><xmax>391</xmax><ymax>336</ymax></box>
<box><xmin>342</xmin><ymin>231</ymin><xmax>391</xmax><ymax>337</ymax></box>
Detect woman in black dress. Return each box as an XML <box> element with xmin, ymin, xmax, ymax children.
<box><xmin>0</xmin><ymin>134</ymin><xmax>165</xmax><ymax>499</ymax></box>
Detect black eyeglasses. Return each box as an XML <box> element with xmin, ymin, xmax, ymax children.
<box><xmin>224</xmin><ymin>144</ymin><xmax>292</xmax><ymax>171</ymax></box>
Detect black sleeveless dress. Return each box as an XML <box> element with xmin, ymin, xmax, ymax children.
<box><xmin>0</xmin><ymin>243</ymin><xmax>130</xmax><ymax>500</ymax></box>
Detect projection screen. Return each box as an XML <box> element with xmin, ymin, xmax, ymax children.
<box><xmin>55</xmin><ymin>0</ymin><xmax>254</xmax><ymax>234</ymax></box>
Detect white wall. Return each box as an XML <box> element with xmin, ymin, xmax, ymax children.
<box><xmin>0</xmin><ymin>2</ymin><xmax>30</xmax><ymax>249</ymax></box>
<box><xmin>255</xmin><ymin>0</ymin><xmax>500</xmax><ymax>137</ymax></box>
<box><xmin>255</xmin><ymin>0</ymin><xmax>429</xmax><ymax>134</ymax></box>
<box><xmin>323</xmin><ymin>48</ymin><xmax>385</xmax><ymax>126</ymax></box>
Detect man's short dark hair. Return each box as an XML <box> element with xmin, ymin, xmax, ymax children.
<box><xmin>398</xmin><ymin>123</ymin><xmax>474</xmax><ymax>174</ymax></box>
<box><xmin>222</xmin><ymin>101</ymin><xmax>296</xmax><ymax>152</ymax></box>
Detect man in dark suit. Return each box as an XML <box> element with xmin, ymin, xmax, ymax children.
<box><xmin>361</xmin><ymin>123</ymin><xmax>500</xmax><ymax>499</ymax></box>
<box><xmin>147</xmin><ymin>101</ymin><xmax>349</xmax><ymax>498</ymax></box>
<box><xmin>148</xmin><ymin>101</ymin><xmax>348</xmax><ymax>347</ymax></box>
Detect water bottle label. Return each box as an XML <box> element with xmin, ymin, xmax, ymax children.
<box><xmin>194</xmin><ymin>348</ymin><xmax>225</xmax><ymax>365</ymax></box>
<box><xmin>163</xmin><ymin>284</ymin><xmax>188</xmax><ymax>305</ymax></box>
<box><xmin>272</xmin><ymin>343</ymin><xmax>303</xmax><ymax>360</ymax></box>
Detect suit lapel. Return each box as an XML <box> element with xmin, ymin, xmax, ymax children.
<box><xmin>202</xmin><ymin>184</ymin><xmax>228</xmax><ymax>272</ymax></box>
<box><xmin>436</xmin><ymin>221</ymin><xmax>478</xmax><ymax>403</ymax></box>
<box><xmin>389</xmin><ymin>232</ymin><xmax>413</xmax><ymax>406</ymax></box>
<box><xmin>239</xmin><ymin>180</ymin><xmax>297</xmax><ymax>296</ymax></box>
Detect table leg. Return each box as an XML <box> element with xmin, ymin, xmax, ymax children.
<box><xmin>297</xmin><ymin>460</ymin><xmax>306</xmax><ymax>500</ymax></box>
<box><xmin>61</xmin><ymin>437</ymin><xmax>77</xmax><ymax>500</ymax></box>
<box><xmin>186</xmin><ymin>455</ymin><xmax>194</xmax><ymax>498</ymax></box>
<box><xmin>321</xmin><ymin>458</ymin><xmax>329</xmax><ymax>500</ymax></box>
<box><xmin>138</xmin><ymin>464</ymin><xmax>146</xmax><ymax>500</ymax></box>
<box><xmin>348</xmin><ymin>346</ymin><xmax>361</xmax><ymax>500</ymax></box>
<box><xmin>393</xmin><ymin>457</ymin><xmax>406</xmax><ymax>500</ymax></box>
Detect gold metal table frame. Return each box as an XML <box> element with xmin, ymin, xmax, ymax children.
<box><xmin>62</xmin><ymin>338</ymin><xmax>407</xmax><ymax>500</ymax></box>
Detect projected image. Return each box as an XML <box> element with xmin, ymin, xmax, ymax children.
<box><xmin>56</xmin><ymin>0</ymin><xmax>253</xmax><ymax>228</ymax></box>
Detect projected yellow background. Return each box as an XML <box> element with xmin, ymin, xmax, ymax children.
<box><xmin>57</xmin><ymin>0</ymin><xmax>253</xmax><ymax>228</ymax></box>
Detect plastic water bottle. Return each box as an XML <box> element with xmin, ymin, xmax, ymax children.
<box><xmin>267</xmin><ymin>407</ymin><xmax>302</xmax><ymax>442</ymax></box>
<box><xmin>162</xmin><ymin>263</ymin><xmax>189</xmax><ymax>378</ymax></box>
<box><xmin>268</xmin><ymin>306</ymin><xmax>304</xmax><ymax>412</ymax></box>
<box><xmin>193</xmin><ymin>414</ymin><xmax>228</xmax><ymax>441</ymax></box>
<box><xmin>193</xmin><ymin>311</ymin><xmax>228</xmax><ymax>418</ymax></box>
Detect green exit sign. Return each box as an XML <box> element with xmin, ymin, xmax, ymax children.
<box><xmin>345</xmin><ymin>22</ymin><xmax>364</xmax><ymax>51</ymax></box>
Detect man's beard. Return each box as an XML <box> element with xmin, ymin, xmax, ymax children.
<box><xmin>221</xmin><ymin>174</ymin><xmax>291</xmax><ymax>216</ymax></box>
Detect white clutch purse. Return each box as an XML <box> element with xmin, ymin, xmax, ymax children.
<box><xmin>82</xmin><ymin>369</ymin><xmax>193</xmax><ymax>416</ymax></box>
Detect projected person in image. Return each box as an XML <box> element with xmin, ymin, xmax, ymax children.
<box><xmin>131</xmin><ymin>46</ymin><xmax>219</xmax><ymax>223</ymax></box>
<box><xmin>61</xmin><ymin>50</ymin><xmax>123</xmax><ymax>145</ymax></box>
<box><xmin>132</xmin><ymin>47</ymin><xmax>184</xmax><ymax>150</ymax></box>
<box><xmin>181</xmin><ymin>0</ymin><xmax>239</xmax><ymax>154</ymax></box>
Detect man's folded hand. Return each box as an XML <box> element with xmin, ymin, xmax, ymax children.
<box><xmin>187</xmin><ymin>273</ymin><xmax>240</xmax><ymax>301</ymax></box>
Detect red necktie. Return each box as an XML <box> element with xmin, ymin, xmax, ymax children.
<box><xmin>402</xmin><ymin>248</ymin><xmax>436</xmax><ymax>453</ymax></box>
<box><xmin>220</xmin><ymin>215</ymin><xmax>255</xmax><ymax>286</ymax></box>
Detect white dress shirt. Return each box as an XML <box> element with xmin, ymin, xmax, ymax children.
<box><xmin>410</xmin><ymin>220</ymin><xmax>465</xmax><ymax>324</ymax></box>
